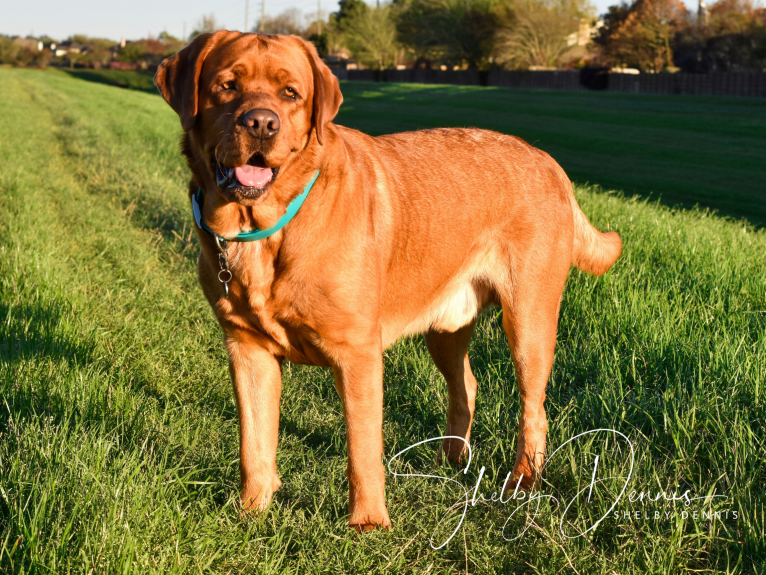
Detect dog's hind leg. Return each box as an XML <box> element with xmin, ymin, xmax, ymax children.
<box><xmin>499</xmin><ymin>258</ymin><xmax>568</xmax><ymax>489</ymax></box>
<box><xmin>425</xmin><ymin>321</ymin><xmax>478</xmax><ymax>465</ymax></box>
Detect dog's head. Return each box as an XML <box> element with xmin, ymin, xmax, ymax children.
<box><xmin>154</xmin><ymin>32</ymin><xmax>342</xmax><ymax>203</ymax></box>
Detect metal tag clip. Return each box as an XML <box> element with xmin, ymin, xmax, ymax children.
<box><xmin>212</xmin><ymin>235</ymin><xmax>232</xmax><ymax>297</ymax></box>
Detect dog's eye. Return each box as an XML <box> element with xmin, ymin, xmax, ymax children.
<box><xmin>222</xmin><ymin>80</ymin><xmax>237</xmax><ymax>91</ymax></box>
<box><xmin>284</xmin><ymin>87</ymin><xmax>297</xmax><ymax>99</ymax></box>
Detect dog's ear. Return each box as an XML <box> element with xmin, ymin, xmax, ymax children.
<box><xmin>154</xmin><ymin>31</ymin><xmax>229</xmax><ymax>131</ymax></box>
<box><xmin>300</xmin><ymin>39</ymin><xmax>343</xmax><ymax>145</ymax></box>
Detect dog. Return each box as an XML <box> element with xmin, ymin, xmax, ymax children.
<box><xmin>154</xmin><ymin>31</ymin><xmax>622</xmax><ymax>531</ymax></box>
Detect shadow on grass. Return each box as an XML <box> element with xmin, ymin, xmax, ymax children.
<box><xmin>61</xmin><ymin>68</ymin><xmax>159</xmax><ymax>95</ymax></box>
<box><xmin>0</xmin><ymin>300</ymin><xmax>93</xmax><ymax>364</ymax></box>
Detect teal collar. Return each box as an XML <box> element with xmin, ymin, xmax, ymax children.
<box><xmin>192</xmin><ymin>170</ymin><xmax>319</xmax><ymax>242</ymax></box>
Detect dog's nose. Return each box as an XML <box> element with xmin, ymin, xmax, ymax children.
<box><xmin>241</xmin><ymin>109</ymin><xmax>280</xmax><ymax>138</ymax></box>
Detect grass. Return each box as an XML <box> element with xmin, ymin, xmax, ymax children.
<box><xmin>0</xmin><ymin>67</ymin><xmax>764</xmax><ymax>574</ymax></box>
<box><xmin>61</xmin><ymin>68</ymin><xmax>159</xmax><ymax>94</ymax></box>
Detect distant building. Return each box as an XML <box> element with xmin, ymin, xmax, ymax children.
<box><xmin>54</xmin><ymin>41</ymin><xmax>86</xmax><ymax>57</ymax></box>
<box><xmin>567</xmin><ymin>19</ymin><xmax>604</xmax><ymax>48</ymax></box>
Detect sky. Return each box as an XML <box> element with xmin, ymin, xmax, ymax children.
<box><xmin>3</xmin><ymin>0</ymin><xmax>700</xmax><ymax>42</ymax></box>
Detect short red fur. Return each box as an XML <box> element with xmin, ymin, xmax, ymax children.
<box><xmin>154</xmin><ymin>31</ymin><xmax>622</xmax><ymax>530</ymax></box>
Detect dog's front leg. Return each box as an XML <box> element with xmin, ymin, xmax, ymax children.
<box><xmin>225</xmin><ymin>333</ymin><xmax>283</xmax><ymax>512</ymax></box>
<box><xmin>332</xmin><ymin>345</ymin><xmax>391</xmax><ymax>531</ymax></box>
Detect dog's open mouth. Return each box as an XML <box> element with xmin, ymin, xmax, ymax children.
<box><xmin>214</xmin><ymin>153</ymin><xmax>279</xmax><ymax>198</ymax></box>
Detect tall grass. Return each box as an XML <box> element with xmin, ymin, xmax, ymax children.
<box><xmin>0</xmin><ymin>68</ymin><xmax>764</xmax><ymax>574</ymax></box>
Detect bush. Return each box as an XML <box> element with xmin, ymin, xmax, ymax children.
<box><xmin>0</xmin><ymin>36</ymin><xmax>34</xmax><ymax>67</ymax></box>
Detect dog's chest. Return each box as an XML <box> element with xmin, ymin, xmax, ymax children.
<box><xmin>221</xmin><ymin>245</ymin><xmax>328</xmax><ymax>365</ymax></box>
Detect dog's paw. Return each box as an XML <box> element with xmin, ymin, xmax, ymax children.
<box><xmin>435</xmin><ymin>442</ymin><xmax>470</xmax><ymax>467</ymax></box>
<box><xmin>504</xmin><ymin>471</ymin><xmax>542</xmax><ymax>494</ymax></box>
<box><xmin>348</xmin><ymin>509</ymin><xmax>392</xmax><ymax>533</ymax></box>
<box><xmin>240</xmin><ymin>476</ymin><xmax>282</xmax><ymax>515</ymax></box>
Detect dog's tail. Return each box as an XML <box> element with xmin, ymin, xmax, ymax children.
<box><xmin>556</xmin><ymin>166</ymin><xmax>621</xmax><ymax>276</ymax></box>
<box><xmin>571</xmin><ymin>197</ymin><xmax>621</xmax><ymax>276</ymax></box>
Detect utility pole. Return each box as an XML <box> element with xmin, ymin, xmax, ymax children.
<box><xmin>183</xmin><ymin>21</ymin><xmax>186</xmax><ymax>42</ymax></box>
<box><xmin>245</xmin><ymin>0</ymin><xmax>249</xmax><ymax>32</ymax></box>
<box><xmin>260</xmin><ymin>0</ymin><xmax>265</xmax><ymax>32</ymax></box>
<box><xmin>698</xmin><ymin>0</ymin><xmax>708</xmax><ymax>26</ymax></box>
<box><xmin>317</xmin><ymin>0</ymin><xmax>322</xmax><ymax>35</ymax></box>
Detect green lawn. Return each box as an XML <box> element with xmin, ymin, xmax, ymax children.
<box><xmin>335</xmin><ymin>82</ymin><xmax>766</xmax><ymax>227</ymax></box>
<box><xmin>0</xmin><ymin>67</ymin><xmax>764</xmax><ymax>574</ymax></box>
<box><xmin>62</xmin><ymin>68</ymin><xmax>158</xmax><ymax>94</ymax></box>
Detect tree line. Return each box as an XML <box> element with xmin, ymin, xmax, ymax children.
<box><xmin>2</xmin><ymin>0</ymin><xmax>764</xmax><ymax>73</ymax></box>
<box><xmin>260</xmin><ymin>0</ymin><xmax>766</xmax><ymax>73</ymax></box>
<box><xmin>0</xmin><ymin>33</ymin><xmax>185</xmax><ymax>69</ymax></box>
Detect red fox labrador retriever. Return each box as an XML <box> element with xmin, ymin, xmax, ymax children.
<box><xmin>154</xmin><ymin>31</ymin><xmax>621</xmax><ymax>530</ymax></box>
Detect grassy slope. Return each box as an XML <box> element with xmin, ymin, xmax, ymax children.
<box><xmin>0</xmin><ymin>67</ymin><xmax>764</xmax><ymax>574</ymax></box>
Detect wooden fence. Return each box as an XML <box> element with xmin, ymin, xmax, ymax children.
<box><xmin>330</xmin><ymin>67</ymin><xmax>766</xmax><ymax>97</ymax></box>
<box><xmin>606</xmin><ymin>72</ymin><xmax>766</xmax><ymax>97</ymax></box>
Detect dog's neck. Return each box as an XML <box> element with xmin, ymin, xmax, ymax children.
<box><xmin>194</xmin><ymin>173</ymin><xmax>315</xmax><ymax>241</ymax></box>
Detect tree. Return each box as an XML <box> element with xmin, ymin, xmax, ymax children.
<box><xmin>158</xmin><ymin>31</ymin><xmax>183</xmax><ymax>47</ymax></box>
<box><xmin>594</xmin><ymin>0</ymin><xmax>689</xmax><ymax>71</ymax></box>
<box><xmin>67</xmin><ymin>50</ymin><xmax>80</xmax><ymax>69</ymax></box>
<box><xmin>673</xmin><ymin>0</ymin><xmax>766</xmax><ymax>71</ymax></box>
<box><xmin>396</xmin><ymin>0</ymin><xmax>502</xmax><ymax>69</ymax></box>
<box><xmin>0</xmin><ymin>36</ymin><xmax>33</xmax><ymax>67</ymax></box>
<box><xmin>254</xmin><ymin>8</ymin><xmax>304</xmax><ymax>35</ymax></box>
<box><xmin>336</xmin><ymin>0</ymin><xmax>369</xmax><ymax>25</ymax></box>
<box><xmin>117</xmin><ymin>42</ymin><xmax>144</xmax><ymax>63</ymax></box>
<box><xmin>72</xmin><ymin>36</ymin><xmax>116</xmax><ymax>66</ymax></box>
<box><xmin>343</xmin><ymin>3</ymin><xmax>401</xmax><ymax>69</ymax></box>
<box><xmin>495</xmin><ymin>0</ymin><xmax>588</xmax><ymax>69</ymax></box>
<box><xmin>158</xmin><ymin>32</ymin><xmax>185</xmax><ymax>55</ymax></box>
<box><xmin>189</xmin><ymin>14</ymin><xmax>218</xmax><ymax>41</ymax></box>
<box><xmin>35</xmin><ymin>48</ymin><xmax>52</xmax><ymax>69</ymax></box>
<box><xmin>708</xmin><ymin>0</ymin><xmax>758</xmax><ymax>33</ymax></box>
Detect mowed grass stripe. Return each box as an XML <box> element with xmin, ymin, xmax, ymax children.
<box><xmin>0</xmin><ymin>68</ymin><xmax>765</xmax><ymax>574</ymax></box>
<box><xmin>0</xmin><ymin>70</ymin><xmax>260</xmax><ymax>572</ymax></box>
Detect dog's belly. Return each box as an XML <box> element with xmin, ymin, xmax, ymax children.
<box><xmin>381</xmin><ymin>246</ymin><xmax>502</xmax><ymax>347</ymax></box>
<box><xmin>397</xmin><ymin>280</ymin><xmax>489</xmax><ymax>337</ymax></box>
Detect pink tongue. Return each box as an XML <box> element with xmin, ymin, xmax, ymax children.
<box><xmin>234</xmin><ymin>165</ymin><xmax>272</xmax><ymax>188</ymax></box>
